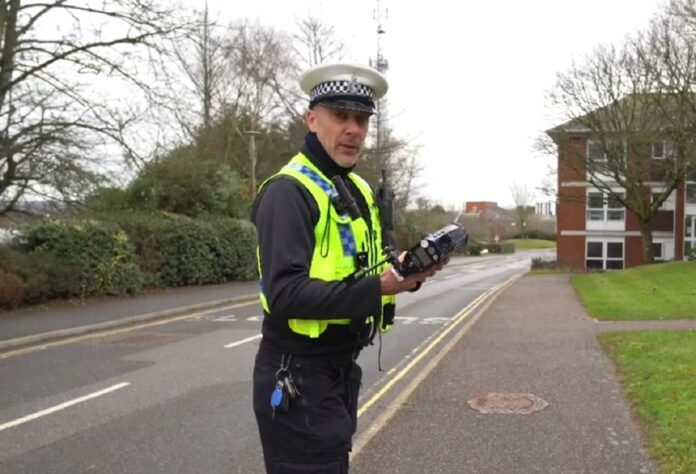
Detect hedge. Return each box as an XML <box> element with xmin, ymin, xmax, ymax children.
<box><xmin>7</xmin><ymin>219</ymin><xmax>143</xmax><ymax>301</ymax></box>
<box><xmin>104</xmin><ymin>212</ymin><xmax>257</xmax><ymax>287</ymax></box>
<box><xmin>0</xmin><ymin>213</ymin><xmax>257</xmax><ymax>309</ymax></box>
<box><xmin>466</xmin><ymin>241</ymin><xmax>515</xmax><ymax>256</ymax></box>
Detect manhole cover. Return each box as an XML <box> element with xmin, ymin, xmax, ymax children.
<box><xmin>467</xmin><ymin>392</ymin><xmax>548</xmax><ymax>415</ymax></box>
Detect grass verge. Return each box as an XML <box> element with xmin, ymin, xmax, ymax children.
<box><xmin>504</xmin><ymin>239</ymin><xmax>556</xmax><ymax>249</ymax></box>
<box><xmin>599</xmin><ymin>331</ymin><xmax>696</xmax><ymax>474</ymax></box>
<box><xmin>571</xmin><ymin>262</ymin><xmax>696</xmax><ymax>320</ymax></box>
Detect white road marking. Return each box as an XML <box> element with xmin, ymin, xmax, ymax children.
<box><xmin>246</xmin><ymin>316</ymin><xmax>264</xmax><ymax>322</ymax></box>
<box><xmin>394</xmin><ymin>316</ymin><xmax>418</xmax><ymax>325</ymax></box>
<box><xmin>420</xmin><ymin>317</ymin><xmax>450</xmax><ymax>325</ymax></box>
<box><xmin>0</xmin><ymin>382</ymin><xmax>130</xmax><ymax>432</ymax></box>
<box><xmin>224</xmin><ymin>334</ymin><xmax>262</xmax><ymax>349</ymax></box>
<box><xmin>394</xmin><ymin>316</ymin><xmax>450</xmax><ymax>325</ymax></box>
<box><xmin>211</xmin><ymin>315</ymin><xmax>238</xmax><ymax>322</ymax></box>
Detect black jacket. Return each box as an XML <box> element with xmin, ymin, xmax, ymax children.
<box><xmin>251</xmin><ymin>133</ymin><xmax>383</xmax><ymax>356</ymax></box>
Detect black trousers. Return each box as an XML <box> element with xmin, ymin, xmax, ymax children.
<box><xmin>253</xmin><ymin>346</ymin><xmax>362</xmax><ymax>474</ymax></box>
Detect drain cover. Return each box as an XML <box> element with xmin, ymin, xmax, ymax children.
<box><xmin>467</xmin><ymin>392</ymin><xmax>548</xmax><ymax>415</ymax></box>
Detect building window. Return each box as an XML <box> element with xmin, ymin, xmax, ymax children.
<box><xmin>651</xmin><ymin>189</ymin><xmax>676</xmax><ymax>211</ymax></box>
<box><xmin>587</xmin><ymin>192</ymin><xmax>604</xmax><ymax>220</ymax></box>
<box><xmin>586</xmin><ymin>240</ymin><xmax>624</xmax><ymax>270</ymax></box>
<box><xmin>686</xmin><ymin>215</ymin><xmax>696</xmax><ymax>258</ymax></box>
<box><xmin>588</xmin><ymin>141</ymin><xmax>606</xmax><ymax>162</ymax></box>
<box><xmin>652</xmin><ymin>193</ymin><xmax>665</xmax><ymax>210</ymax></box>
<box><xmin>587</xmin><ymin>192</ymin><xmax>625</xmax><ymax>221</ymax></box>
<box><xmin>652</xmin><ymin>141</ymin><xmax>674</xmax><ymax>160</ymax></box>
<box><xmin>587</xmin><ymin>140</ymin><xmax>626</xmax><ymax>175</ymax></box>
<box><xmin>653</xmin><ymin>242</ymin><xmax>663</xmax><ymax>260</ymax></box>
<box><xmin>687</xmin><ymin>182</ymin><xmax>696</xmax><ymax>205</ymax></box>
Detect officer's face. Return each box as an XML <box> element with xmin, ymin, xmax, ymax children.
<box><xmin>305</xmin><ymin>105</ymin><xmax>370</xmax><ymax>168</ymax></box>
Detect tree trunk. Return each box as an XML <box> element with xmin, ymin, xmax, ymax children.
<box><xmin>638</xmin><ymin>218</ymin><xmax>655</xmax><ymax>265</ymax></box>
<box><xmin>0</xmin><ymin>0</ymin><xmax>19</xmax><ymax>113</ymax></box>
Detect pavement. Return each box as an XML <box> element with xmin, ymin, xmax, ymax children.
<box><xmin>0</xmin><ymin>281</ymin><xmax>259</xmax><ymax>350</ymax></box>
<box><xmin>352</xmin><ymin>273</ymin><xmax>696</xmax><ymax>474</ymax></box>
<box><xmin>2</xmin><ymin>269</ymin><xmax>695</xmax><ymax>472</ymax></box>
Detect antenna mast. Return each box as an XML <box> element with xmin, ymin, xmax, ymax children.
<box><xmin>370</xmin><ymin>1</ymin><xmax>389</xmax><ymax>163</ymax></box>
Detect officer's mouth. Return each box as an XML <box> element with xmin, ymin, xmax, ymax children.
<box><xmin>338</xmin><ymin>144</ymin><xmax>359</xmax><ymax>153</ymax></box>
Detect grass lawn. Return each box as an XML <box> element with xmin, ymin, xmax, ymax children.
<box><xmin>504</xmin><ymin>239</ymin><xmax>556</xmax><ymax>249</ymax></box>
<box><xmin>571</xmin><ymin>262</ymin><xmax>696</xmax><ymax>320</ymax></box>
<box><xmin>599</xmin><ymin>331</ymin><xmax>696</xmax><ymax>474</ymax></box>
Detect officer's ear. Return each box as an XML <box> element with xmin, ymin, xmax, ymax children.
<box><xmin>305</xmin><ymin>108</ymin><xmax>318</xmax><ymax>133</ymax></box>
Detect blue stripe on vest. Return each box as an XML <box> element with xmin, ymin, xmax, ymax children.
<box><xmin>287</xmin><ymin>162</ymin><xmax>357</xmax><ymax>257</ymax></box>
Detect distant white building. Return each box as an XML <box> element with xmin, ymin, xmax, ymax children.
<box><xmin>0</xmin><ymin>228</ymin><xmax>18</xmax><ymax>244</ymax></box>
<box><xmin>535</xmin><ymin>201</ymin><xmax>556</xmax><ymax>216</ymax></box>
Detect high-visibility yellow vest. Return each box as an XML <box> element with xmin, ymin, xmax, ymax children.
<box><xmin>256</xmin><ymin>152</ymin><xmax>395</xmax><ymax>338</ymax></box>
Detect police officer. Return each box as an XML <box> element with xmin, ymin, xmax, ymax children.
<box><xmin>251</xmin><ymin>63</ymin><xmax>443</xmax><ymax>473</ymax></box>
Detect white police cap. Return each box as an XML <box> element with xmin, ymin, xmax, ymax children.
<box><xmin>299</xmin><ymin>63</ymin><xmax>388</xmax><ymax>114</ymax></box>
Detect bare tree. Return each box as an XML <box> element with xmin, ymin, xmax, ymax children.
<box><xmin>670</xmin><ymin>0</ymin><xmax>696</xmax><ymax>27</ymax></box>
<box><xmin>510</xmin><ymin>182</ymin><xmax>534</xmax><ymax>237</ymax></box>
<box><xmin>360</xmin><ymin>130</ymin><xmax>422</xmax><ymax>210</ymax></box>
<box><xmin>293</xmin><ymin>14</ymin><xmax>344</xmax><ymax>69</ymax></box>
<box><xmin>208</xmin><ymin>21</ymin><xmax>297</xmax><ymax>195</ymax></box>
<box><xmin>168</xmin><ymin>2</ymin><xmax>229</xmax><ymax>134</ymax></box>
<box><xmin>0</xmin><ymin>0</ymin><xmax>185</xmax><ymax>216</ymax></box>
<box><xmin>272</xmin><ymin>14</ymin><xmax>347</xmax><ymax>123</ymax></box>
<box><xmin>545</xmin><ymin>11</ymin><xmax>696</xmax><ymax>264</ymax></box>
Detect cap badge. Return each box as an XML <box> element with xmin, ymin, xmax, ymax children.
<box><xmin>348</xmin><ymin>75</ymin><xmax>358</xmax><ymax>94</ymax></box>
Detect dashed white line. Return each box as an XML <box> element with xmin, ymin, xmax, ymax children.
<box><xmin>0</xmin><ymin>382</ymin><xmax>130</xmax><ymax>432</ymax></box>
<box><xmin>224</xmin><ymin>334</ymin><xmax>262</xmax><ymax>349</ymax></box>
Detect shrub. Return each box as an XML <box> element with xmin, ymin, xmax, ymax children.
<box><xmin>83</xmin><ymin>187</ymin><xmax>131</xmax><ymax>212</ymax></box>
<box><xmin>20</xmin><ymin>219</ymin><xmax>143</xmax><ymax>298</ymax></box>
<box><xmin>0</xmin><ymin>269</ymin><xmax>26</xmax><ymax>309</ymax></box>
<box><xmin>514</xmin><ymin>229</ymin><xmax>556</xmax><ymax>241</ymax></box>
<box><xmin>465</xmin><ymin>241</ymin><xmax>515</xmax><ymax>256</ymax></box>
<box><xmin>0</xmin><ymin>244</ymin><xmax>83</xmax><ymax>303</ymax></box>
<box><xmin>531</xmin><ymin>257</ymin><xmax>580</xmax><ymax>272</ymax></box>
<box><xmin>127</xmin><ymin>152</ymin><xmax>250</xmax><ymax>218</ymax></box>
<box><xmin>205</xmin><ymin>217</ymin><xmax>258</xmax><ymax>281</ymax></box>
<box><xmin>105</xmin><ymin>212</ymin><xmax>257</xmax><ymax>287</ymax></box>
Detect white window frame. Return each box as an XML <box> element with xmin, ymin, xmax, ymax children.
<box><xmin>587</xmin><ymin>139</ymin><xmax>626</xmax><ymax>162</ymax></box>
<box><xmin>687</xmin><ymin>181</ymin><xmax>696</xmax><ymax>206</ymax></box>
<box><xmin>686</xmin><ymin>215</ymin><xmax>696</xmax><ymax>258</ymax></box>
<box><xmin>587</xmin><ymin>140</ymin><xmax>607</xmax><ymax>162</ymax></box>
<box><xmin>651</xmin><ymin>188</ymin><xmax>676</xmax><ymax>211</ymax></box>
<box><xmin>586</xmin><ymin>191</ymin><xmax>625</xmax><ymax>222</ymax></box>
<box><xmin>652</xmin><ymin>242</ymin><xmax>664</xmax><ymax>260</ymax></box>
<box><xmin>651</xmin><ymin>140</ymin><xmax>674</xmax><ymax>160</ymax></box>
<box><xmin>586</xmin><ymin>239</ymin><xmax>624</xmax><ymax>270</ymax></box>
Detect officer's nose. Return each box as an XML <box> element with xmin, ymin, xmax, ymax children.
<box><xmin>344</xmin><ymin>115</ymin><xmax>365</xmax><ymax>136</ymax></box>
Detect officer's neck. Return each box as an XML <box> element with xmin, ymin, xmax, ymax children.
<box><xmin>303</xmin><ymin>132</ymin><xmax>353</xmax><ymax>179</ymax></box>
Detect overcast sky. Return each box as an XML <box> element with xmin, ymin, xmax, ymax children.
<box><xmin>196</xmin><ymin>0</ymin><xmax>667</xmax><ymax>208</ymax></box>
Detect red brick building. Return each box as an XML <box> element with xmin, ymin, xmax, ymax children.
<box><xmin>547</xmin><ymin>125</ymin><xmax>696</xmax><ymax>270</ymax></box>
<box><xmin>465</xmin><ymin>201</ymin><xmax>499</xmax><ymax>217</ymax></box>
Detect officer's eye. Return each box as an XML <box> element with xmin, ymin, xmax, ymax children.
<box><xmin>355</xmin><ymin>114</ymin><xmax>370</xmax><ymax>127</ymax></box>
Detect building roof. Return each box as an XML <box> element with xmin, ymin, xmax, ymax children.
<box><xmin>546</xmin><ymin>93</ymin><xmax>696</xmax><ymax>141</ymax></box>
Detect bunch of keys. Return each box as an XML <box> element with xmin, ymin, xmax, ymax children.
<box><xmin>270</xmin><ymin>359</ymin><xmax>301</xmax><ymax>420</ymax></box>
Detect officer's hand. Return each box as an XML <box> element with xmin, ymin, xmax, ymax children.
<box><xmin>379</xmin><ymin>252</ymin><xmax>448</xmax><ymax>295</ymax></box>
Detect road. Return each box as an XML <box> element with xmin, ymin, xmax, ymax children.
<box><xmin>0</xmin><ymin>250</ymin><xmax>550</xmax><ymax>473</ymax></box>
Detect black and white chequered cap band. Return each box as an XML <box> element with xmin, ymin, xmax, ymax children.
<box><xmin>309</xmin><ymin>80</ymin><xmax>376</xmax><ymax>102</ymax></box>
